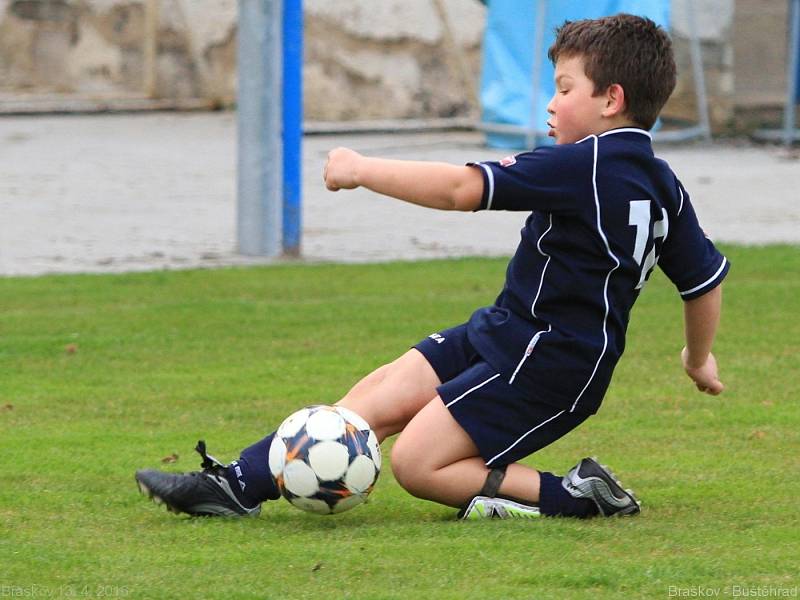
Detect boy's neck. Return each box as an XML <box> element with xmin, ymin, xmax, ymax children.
<box><xmin>595</xmin><ymin>117</ymin><xmax>645</xmax><ymax>135</ymax></box>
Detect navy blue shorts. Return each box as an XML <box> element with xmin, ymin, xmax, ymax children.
<box><xmin>414</xmin><ymin>324</ymin><xmax>591</xmax><ymax>467</ymax></box>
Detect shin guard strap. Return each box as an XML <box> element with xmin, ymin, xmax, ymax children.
<box><xmin>479</xmin><ymin>466</ymin><xmax>507</xmax><ymax>498</ymax></box>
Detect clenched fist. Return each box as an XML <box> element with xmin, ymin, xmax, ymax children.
<box><xmin>323</xmin><ymin>147</ymin><xmax>363</xmax><ymax>191</ymax></box>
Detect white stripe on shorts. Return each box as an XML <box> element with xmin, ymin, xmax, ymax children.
<box><xmin>485</xmin><ymin>408</ymin><xmax>566</xmax><ymax>466</ymax></box>
<box><xmin>444</xmin><ymin>373</ymin><xmax>500</xmax><ymax>408</ymax></box>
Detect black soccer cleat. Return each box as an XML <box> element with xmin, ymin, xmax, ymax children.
<box><xmin>135</xmin><ymin>441</ymin><xmax>261</xmax><ymax>517</ymax></box>
<box><xmin>562</xmin><ymin>457</ymin><xmax>641</xmax><ymax>517</ymax></box>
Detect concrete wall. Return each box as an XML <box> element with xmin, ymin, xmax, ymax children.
<box><xmin>303</xmin><ymin>0</ymin><xmax>484</xmax><ymax>120</ymax></box>
<box><xmin>732</xmin><ymin>0</ymin><xmax>793</xmax><ymax>130</ymax></box>
<box><xmin>0</xmin><ymin>0</ymin><xmax>485</xmax><ymax>119</ymax></box>
<box><xmin>0</xmin><ymin>0</ymin><xmax>792</xmax><ymax>131</ymax></box>
<box><xmin>0</xmin><ymin>0</ymin><xmax>240</xmax><ymax>102</ymax></box>
<box><xmin>664</xmin><ymin>0</ymin><xmax>794</xmax><ymax>132</ymax></box>
<box><xmin>666</xmin><ymin>0</ymin><xmax>736</xmax><ymax>130</ymax></box>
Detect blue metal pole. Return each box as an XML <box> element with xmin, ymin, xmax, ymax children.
<box><xmin>282</xmin><ymin>0</ymin><xmax>303</xmax><ymax>255</ymax></box>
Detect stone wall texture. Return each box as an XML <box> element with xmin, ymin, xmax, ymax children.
<box><xmin>0</xmin><ymin>0</ymin><xmax>793</xmax><ymax>130</ymax></box>
<box><xmin>0</xmin><ymin>0</ymin><xmax>486</xmax><ymax>119</ymax></box>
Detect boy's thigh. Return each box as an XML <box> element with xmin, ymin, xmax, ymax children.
<box><xmin>336</xmin><ymin>348</ymin><xmax>441</xmax><ymax>439</ymax></box>
<box><xmin>391</xmin><ymin>395</ymin><xmax>481</xmax><ymax>474</ymax></box>
<box><xmin>439</xmin><ymin>361</ymin><xmax>591</xmax><ymax>467</ymax></box>
<box><xmin>337</xmin><ymin>323</ymin><xmax>473</xmax><ymax>440</ymax></box>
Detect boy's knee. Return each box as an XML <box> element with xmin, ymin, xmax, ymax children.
<box><xmin>390</xmin><ymin>440</ymin><xmax>430</xmax><ymax>498</ymax></box>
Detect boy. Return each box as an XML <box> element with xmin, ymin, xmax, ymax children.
<box><xmin>136</xmin><ymin>14</ymin><xmax>728</xmax><ymax>520</ymax></box>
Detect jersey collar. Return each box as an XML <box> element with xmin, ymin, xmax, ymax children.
<box><xmin>597</xmin><ymin>127</ymin><xmax>652</xmax><ymax>139</ymax></box>
<box><xmin>574</xmin><ymin>127</ymin><xmax>652</xmax><ymax>145</ymax></box>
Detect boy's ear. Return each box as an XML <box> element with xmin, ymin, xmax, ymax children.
<box><xmin>602</xmin><ymin>83</ymin><xmax>626</xmax><ymax>118</ymax></box>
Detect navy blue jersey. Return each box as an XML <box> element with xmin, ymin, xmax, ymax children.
<box><xmin>467</xmin><ymin>128</ymin><xmax>729</xmax><ymax>414</ymax></box>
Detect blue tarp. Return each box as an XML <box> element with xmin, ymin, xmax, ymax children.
<box><xmin>480</xmin><ymin>1</ymin><xmax>670</xmax><ymax>148</ymax></box>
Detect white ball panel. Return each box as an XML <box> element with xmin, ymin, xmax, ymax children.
<box><xmin>289</xmin><ymin>496</ymin><xmax>331</xmax><ymax>515</ymax></box>
<box><xmin>305</xmin><ymin>408</ymin><xmax>346</xmax><ymax>440</ymax></box>
<box><xmin>268</xmin><ymin>437</ymin><xmax>287</xmax><ymax>477</ymax></box>
<box><xmin>283</xmin><ymin>460</ymin><xmax>320</xmax><ymax>497</ymax></box>
<box><xmin>307</xmin><ymin>441</ymin><xmax>350</xmax><ymax>481</ymax></box>
<box><xmin>277</xmin><ymin>408</ymin><xmax>310</xmax><ymax>438</ymax></box>
<box><xmin>345</xmin><ymin>455</ymin><xmax>377</xmax><ymax>493</ymax></box>
<box><xmin>335</xmin><ymin>406</ymin><xmax>370</xmax><ymax>431</ymax></box>
<box><xmin>331</xmin><ymin>494</ymin><xmax>366</xmax><ymax>514</ymax></box>
<box><xmin>367</xmin><ymin>430</ymin><xmax>381</xmax><ymax>471</ymax></box>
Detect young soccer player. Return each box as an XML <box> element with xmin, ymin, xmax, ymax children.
<box><xmin>136</xmin><ymin>14</ymin><xmax>728</xmax><ymax>519</ymax></box>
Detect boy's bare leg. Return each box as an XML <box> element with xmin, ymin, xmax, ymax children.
<box><xmin>390</xmin><ymin>397</ymin><xmax>541</xmax><ymax>507</ymax></box>
<box><xmin>335</xmin><ymin>348</ymin><xmax>441</xmax><ymax>442</ymax></box>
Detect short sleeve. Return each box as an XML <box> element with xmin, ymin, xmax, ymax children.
<box><xmin>468</xmin><ymin>143</ymin><xmax>593</xmax><ymax>214</ymax></box>
<box><xmin>658</xmin><ymin>182</ymin><xmax>730</xmax><ymax>300</ymax></box>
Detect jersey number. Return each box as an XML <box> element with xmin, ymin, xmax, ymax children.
<box><xmin>628</xmin><ymin>200</ymin><xmax>668</xmax><ymax>289</ymax></box>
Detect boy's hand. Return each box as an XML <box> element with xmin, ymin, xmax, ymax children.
<box><xmin>681</xmin><ymin>347</ymin><xmax>724</xmax><ymax>395</ymax></box>
<box><xmin>324</xmin><ymin>147</ymin><xmax>363</xmax><ymax>191</ymax></box>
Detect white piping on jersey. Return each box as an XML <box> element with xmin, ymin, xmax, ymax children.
<box><xmin>570</xmin><ymin>135</ymin><xmax>621</xmax><ymax>413</ymax></box>
<box><xmin>598</xmin><ymin>127</ymin><xmax>652</xmax><ymax>139</ymax></box>
<box><xmin>656</xmin><ymin>207</ymin><xmax>669</xmax><ymax>241</ymax></box>
<box><xmin>530</xmin><ymin>213</ymin><xmax>554</xmax><ymax>318</ymax></box>
<box><xmin>444</xmin><ymin>373</ymin><xmax>500</xmax><ymax>408</ymax></box>
<box><xmin>509</xmin><ymin>325</ymin><xmax>552</xmax><ymax>385</ymax></box>
<box><xmin>507</xmin><ymin>215</ymin><xmax>553</xmax><ymax>386</ymax></box>
<box><xmin>679</xmin><ymin>257</ymin><xmax>728</xmax><ymax>297</ymax></box>
<box><xmin>677</xmin><ymin>185</ymin><xmax>685</xmax><ymax>216</ymax></box>
<box><xmin>486</xmin><ymin>408</ymin><xmax>566</xmax><ymax>466</ymax></box>
<box><xmin>577</xmin><ymin>128</ymin><xmax>651</xmax><ymax>146</ymax></box>
<box><xmin>478</xmin><ymin>163</ymin><xmax>495</xmax><ymax>209</ymax></box>
<box><xmin>575</xmin><ymin>127</ymin><xmax>653</xmax><ymax>144</ymax></box>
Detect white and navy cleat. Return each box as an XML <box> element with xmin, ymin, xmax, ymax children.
<box><xmin>562</xmin><ymin>457</ymin><xmax>641</xmax><ymax>517</ymax></box>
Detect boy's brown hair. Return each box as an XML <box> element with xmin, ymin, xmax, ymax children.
<box><xmin>548</xmin><ymin>13</ymin><xmax>676</xmax><ymax>130</ymax></box>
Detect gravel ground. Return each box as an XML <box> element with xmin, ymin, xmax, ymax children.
<box><xmin>1</xmin><ymin>112</ymin><xmax>797</xmax><ymax>276</ymax></box>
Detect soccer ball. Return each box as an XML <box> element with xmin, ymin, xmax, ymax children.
<box><xmin>269</xmin><ymin>405</ymin><xmax>381</xmax><ymax>515</ymax></box>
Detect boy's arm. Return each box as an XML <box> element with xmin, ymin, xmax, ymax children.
<box><xmin>681</xmin><ymin>285</ymin><xmax>724</xmax><ymax>395</ymax></box>
<box><xmin>324</xmin><ymin>147</ymin><xmax>483</xmax><ymax>211</ymax></box>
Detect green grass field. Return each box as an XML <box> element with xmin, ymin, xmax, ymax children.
<box><xmin>1</xmin><ymin>245</ymin><xmax>798</xmax><ymax>599</ymax></box>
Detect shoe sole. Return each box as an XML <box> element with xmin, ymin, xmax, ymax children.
<box><xmin>136</xmin><ymin>476</ymin><xmax>184</xmax><ymax>515</ymax></box>
<box><xmin>591</xmin><ymin>457</ymin><xmax>641</xmax><ymax>516</ymax></box>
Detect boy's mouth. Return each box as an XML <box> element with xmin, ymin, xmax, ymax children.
<box><xmin>546</xmin><ymin>122</ymin><xmax>556</xmax><ymax>137</ymax></box>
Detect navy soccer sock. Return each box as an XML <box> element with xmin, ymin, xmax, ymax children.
<box><xmin>224</xmin><ymin>432</ymin><xmax>281</xmax><ymax>508</ymax></box>
<box><xmin>538</xmin><ymin>471</ymin><xmax>599</xmax><ymax>518</ymax></box>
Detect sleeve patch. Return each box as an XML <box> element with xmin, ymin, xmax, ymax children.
<box><xmin>499</xmin><ymin>155</ymin><xmax>517</xmax><ymax>167</ymax></box>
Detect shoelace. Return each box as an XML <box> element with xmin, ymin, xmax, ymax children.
<box><xmin>195</xmin><ymin>440</ymin><xmax>227</xmax><ymax>475</ymax></box>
